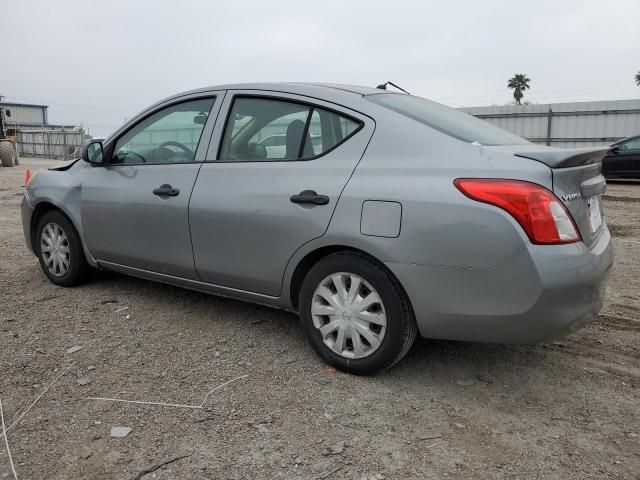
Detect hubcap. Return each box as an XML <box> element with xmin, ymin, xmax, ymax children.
<box><xmin>40</xmin><ymin>222</ymin><xmax>70</xmax><ymax>277</ymax></box>
<box><xmin>311</xmin><ymin>272</ymin><xmax>387</xmax><ymax>359</ymax></box>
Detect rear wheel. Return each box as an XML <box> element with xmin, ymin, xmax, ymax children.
<box><xmin>0</xmin><ymin>141</ymin><xmax>15</xmax><ymax>167</ymax></box>
<box><xmin>35</xmin><ymin>210</ymin><xmax>91</xmax><ymax>287</ymax></box>
<box><xmin>299</xmin><ymin>252</ymin><xmax>417</xmax><ymax>375</ymax></box>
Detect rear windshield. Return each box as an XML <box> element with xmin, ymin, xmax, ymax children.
<box><xmin>367</xmin><ymin>94</ymin><xmax>529</xmax><ymax>146</ymax></box>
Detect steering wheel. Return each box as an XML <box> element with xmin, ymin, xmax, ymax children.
<box><xmin>113</xmin><ymin>150</ymin><xmax>147</xmax><ymax>163</ymax></box>
<box><xmin>157</xmin><ymin>141</ymin><xmax>194</xmax><ymax>160</ymax></box>
<box><xmin>126</xmin><ymin>151</ymin><xmax>147</xmax><ymax>163</ymax></box>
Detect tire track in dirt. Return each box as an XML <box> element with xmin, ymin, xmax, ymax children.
<box><xmin>550</xmin><ymin>338</ymin><xmax>640</xmax><ymax>382</ymax></box>
<box><xmin>602</xmin><ymin>194</ymin><xmax>640</xmax><ymax>204</ymax></box>
<box><xmin>608</xmin><ymin>224</ymin><xmax>640</xmax><ymax>238</ymax></box>
<box><xmin>600</xmin><ymin>313</ymin><xmax>640</xmax><ymax>332</ymax></box>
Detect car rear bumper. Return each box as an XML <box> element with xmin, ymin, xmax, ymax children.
<box><xmin>21</xmin><ymin>195</ymin><xmax>35</xmax><ymax>254</ymax></box>
<box><xmin>386</xmin><ymin>227</ymin><xmax>614</xmax><ymax>344</ymax></box>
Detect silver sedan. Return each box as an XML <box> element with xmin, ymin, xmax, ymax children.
<box><xmin>21</xmin><ymin>83</ymin><xmax>613</xmax><ymax>374</ymax></box>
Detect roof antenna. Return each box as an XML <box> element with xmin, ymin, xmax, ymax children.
<box><xmin>376</xmin><ymin>81</ymin><xmax>410</xmax><ymax>94</ymax></box>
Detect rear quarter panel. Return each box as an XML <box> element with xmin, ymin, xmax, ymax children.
<box><xmin>281</xmin><ymin>108</ymin><xmax>552</xmax><ymax>308</ymax></box>
<box><xmin>326</xmin><ymin>111</ymin><xmax>552</xmax><ymax>268</ymax></box>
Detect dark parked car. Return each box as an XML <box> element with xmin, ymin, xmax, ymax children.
<box><xmin>602</xmin><ymin>135</ymin><xmax>640</xmax><ymax>179</ymax></box>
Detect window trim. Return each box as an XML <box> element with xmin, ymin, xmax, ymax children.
<box><xmin>298</xmin><ymin>106</ymin><xmax>315</xmax><ymax>159</ymax></box>
<box><xmin>104</xmin><ymin>96</ymin><xmax>218</xmax><ymax>167</ymax></box>
<box><xmin>215</xmin><ymin>94</ymin><xmax>364</xmax><ymax>163</ymax></box>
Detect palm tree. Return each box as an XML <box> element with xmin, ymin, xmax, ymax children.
<box><xmin>636</xmin><ymin>71</ymin><xmax>640</xmax><ymax>86</ymax></box>
<box><xmin>508</xmin><ymin>74</ymin><xmax>531</xmax><ymax>105</ymax></box>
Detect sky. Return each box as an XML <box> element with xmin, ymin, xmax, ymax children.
<box><xmin>2</xmin><ymin>0</ymin><xmax>639</xmax><ymax>137</ymax></box>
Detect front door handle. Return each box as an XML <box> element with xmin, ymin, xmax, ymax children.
<box><xmin>153</xmin><ymin>184</ymin><xmax>180</xmax><ymax>197</ymax></box>
<box><xmin>290</xmin><ymin>190</ymin><xmax>330</xmax><ymax>206</ymax></box>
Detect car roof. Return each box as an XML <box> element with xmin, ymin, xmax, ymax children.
<box><xmin>296</xmin><ymin>83</ymin><xmax>389</xmax><ymax>96</ymax></box>
<box><xmin>109</xmin><ymin>83</ymin><xmax>402</xmax><ymax>142</ymax></box>
<box><xmin>167</xmin><ymin>82</ymin><xmax>397</xmax><ymax>102</ymax></box>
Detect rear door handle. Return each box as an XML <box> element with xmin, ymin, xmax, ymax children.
<box><xmin>290</xmin><ymin>190</ymin><xmax>330</xmax><ymax>206</ymax></box>
<box><xmin>153</xmin><ymin>184</ymin><xmax>180</xmax><ymax>197</ymax></box>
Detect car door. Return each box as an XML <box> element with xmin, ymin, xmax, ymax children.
<box><xmin>189</xmin><ymin>91</ymin><xmax>374</xmax><ymax>296</ymax></box>
<box><xmin>80</xmin><ymin>94</ymin><xmax>223</xmax><ymax>279</ymax></box>
<box><xmin>605</xmin><ymin>136</ymin><xmax>640</xmax><ymax>177</ymax></box>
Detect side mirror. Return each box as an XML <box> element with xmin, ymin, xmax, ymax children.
<box><xmin>82</xmin><ymin>140</ymin><xmax>104</xmax><ymax>165</ymax></box>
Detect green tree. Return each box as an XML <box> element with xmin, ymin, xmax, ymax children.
<box><xmin>636</xmin><ymin>71</ymin><xmax>640</xmax><ymax>86</ymax></box>
<box><xmin>507</xmin><ymin>74</ymin><xmax>531</xmax><ymax>105</ymax></box>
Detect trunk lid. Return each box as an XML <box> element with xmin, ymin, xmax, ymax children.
<box><xmin>489</xmin><ymin>145</ymin><xmax>609</xmax><ymax>247</ymax></box>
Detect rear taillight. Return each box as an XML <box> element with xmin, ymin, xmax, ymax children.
<box><xmin>454</xmin><ymin>179</ymin><xmax>581</xmax><ymax>245</ymax></box>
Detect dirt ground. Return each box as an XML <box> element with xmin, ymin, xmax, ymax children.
<box><xmin>1</xmin><ymin>158</ymin><xmax>639</xmax><ymax>480</ymax></box>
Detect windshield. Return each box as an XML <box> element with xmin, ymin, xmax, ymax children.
<box><xmin>368</xmin><ymin>94</ymin><xmax>529</xmax><ymax>146</ymax></box>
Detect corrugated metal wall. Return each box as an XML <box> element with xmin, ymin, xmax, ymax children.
<box><xmin>0</xmin><ymin>104</ymin><xmax>47</xmax><ymax>125</ymax></box>
<box><xmin>17</xmin><ymin>129</ymin><xmax>84</xmax><ymax>159</ymax></box>
<box><xmin>460</xmin><ymin>99</ymin><xmax>640</xmax><ymax>148</ymax></box>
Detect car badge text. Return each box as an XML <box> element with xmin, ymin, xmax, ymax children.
<box><xmin>561</xmin><ymin>193</ymin><xmax>581</xmax><ymax>201</ymax></box>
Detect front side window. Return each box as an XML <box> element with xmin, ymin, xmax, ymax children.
<box><xmin>112</xmin><ymin>98</ymin><xmax>214</xmax><ymax>165</ymax></box>
<box><xmin>367</xmin><ymin>93</ymin><xmax>529</xmax><ymax>146</ymax></box>
<box><xmin>619</xmin><ymin>137</ymin><xmax>640</xmax><ymax>151</ymax></box>
<box><xmin>219</xmin><ymin>97</ymin><xmax>362</xmax><ymax>161</ymax></box>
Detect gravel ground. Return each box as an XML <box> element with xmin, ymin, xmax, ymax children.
<box><xmin>1</xmin><ymin>158</ymin><xmax>639</xmax><ymax>480</ymax></box>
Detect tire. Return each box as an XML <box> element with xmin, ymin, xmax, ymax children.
<box><xmin>0</xmin><ymin>141</ymin><xmax>15</xmax><ymax>167</ymax></box>
<box><xmin>35</xmin><ymin>210</ymin><xmax>91</xmax><ymax>287</ymax></box>
<box><xmin>299</xmin><ymin>252</ymin><xmax>417</xmax><ymax>375</ymax></box>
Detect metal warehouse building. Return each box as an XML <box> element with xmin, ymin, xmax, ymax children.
<box><xmin>0</xmin><ymin>101</ymin><xmax>82</xmax><ymax>159</ymax></box>
<box><xmin>0</xmin><ymin>102</ymin><xmax>49</xmax><ymax>126</ymax></box>
<box><xmin>461</xmin><ymin>99</ymin><xmax>640</xmax><ymax>148</ymax></box>
<box><xmin>0</xmin><ymin>101</ymin><xmax>76</xmax><ymax>129</ymax></box>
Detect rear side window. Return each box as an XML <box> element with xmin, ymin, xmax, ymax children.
<box><xmin>302</xmin><ymin>109</ymin><xmax>360</xmax><ymax>158</ymax></box>
<box><xmin>219</xmin><ymin>97</ymin><xmax>362</xmax><ymax>161</ymax></box>
<box><xmin>368</xmin><ymin>94</ymin><xmax>529</xmax><ymax>146</ymax></box>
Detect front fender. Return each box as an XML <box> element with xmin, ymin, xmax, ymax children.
<box><xmin>27</xmin><ymin>165</ymin><xmax>99</xmax><ymax>268</ymax></box>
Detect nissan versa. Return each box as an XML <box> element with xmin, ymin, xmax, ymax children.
<box><xmin>21</xmin><ymin>83</ymin><xmax>613</xmax><ymax>374</ymax></box>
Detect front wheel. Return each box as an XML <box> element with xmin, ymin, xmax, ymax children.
<box><xmin>299</xmin><ymin>252</ymin><xmax>417</xmax><ymax>375</ymax></box>
<box><xmin>35</xmin><ymin>210</ymin><xmax>91</xmax><ymax>287</ymax></box>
